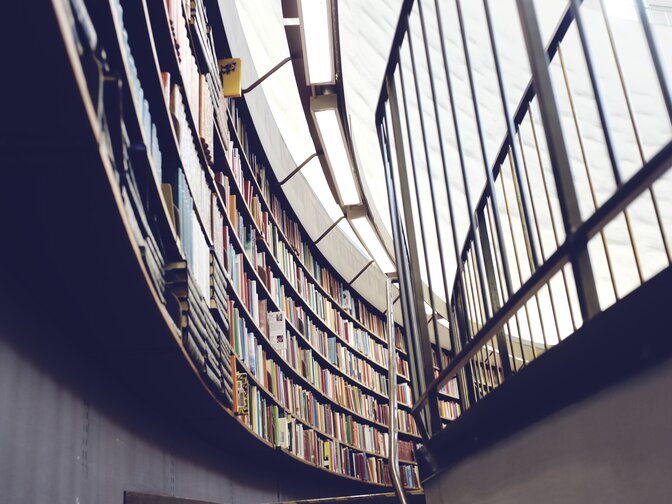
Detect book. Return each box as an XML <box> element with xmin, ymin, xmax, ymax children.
<box><xmin>235</xmin><ymin>372</ymin><xmax>249</xmax><ymax>415</ymax></box>
<box><xmin>268</xmin><ymin>311</ymin><xmax>287</xmax><ymax>358</ymax></box>
<box><xmin>259</xmin><ymin>299</ymin><xmax>268</xmax><ymax>338</ymax></box>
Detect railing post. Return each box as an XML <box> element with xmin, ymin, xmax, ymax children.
<box><xmin>515</xmin><ymin>0</ymin><xmax>601</xmax><ymax>322</ymax></box>
<box><xmin>386</xmin><ymin>277</ymin><xmax>408</xmax><ymax>504</ymax></box>
<box><xmin>452</xmin><ymin>288</ymin><xmax>476</xmax><ymax>409</ymax></box>
<box><xmin>380</xmin><ymin>70</ymin><xmax>442</xmax><ymax>438</ymax></box>
<box><xmin>477</xmin><ymin>211</ymin><xmax>513</xmax><ymax>378</ymax></box>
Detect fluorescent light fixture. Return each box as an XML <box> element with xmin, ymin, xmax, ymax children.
<box><xmin>423</xmin><ymin>302</ymin><xmax>433</xmax><ymax>316</ymax></box>
<box><xmin>351</xmin><ymin>216</ymin><xmax>396</xmax><ymax>274</ymax></box>
<box><xmin>437</xmin><ymin>316</ymin><xmax>450</xmax><ymax>329</ymax></box>
<box><xmin>297</xmin><ymin>0</ymin><xmax>335</xmax><ymax>85</ymax></box>
<box><xmin>311</xmin><ymin>95</ymin><xmax>361</xmax><ymax>206</ymax></box>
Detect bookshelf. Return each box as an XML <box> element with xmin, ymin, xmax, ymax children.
<box><xmin>47</xmin><ymin>0</ymin><xmax>431</xmax><ymax>490</ymax></box>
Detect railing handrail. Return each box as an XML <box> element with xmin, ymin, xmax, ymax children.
<box><xmin>413</xmin><ymin>136</ymin><xmax>672</xmax><ymax>416</ymax></box>
<box><xmin>445</xmin><ymin>4</ymin><xmax>576</xmax><ymax>312</ymax></box>
<box><xmin>386</xmin><ymin>277</ymin><xmax>408</xmax><ymax>504</ymax></box>
<box><xmin>376</xmin><ymin>0</ymin><xmax>672</xmax><ymax>444</ymax></box>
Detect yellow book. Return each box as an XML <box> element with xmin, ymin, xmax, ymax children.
<box><xmin>323</xmin><ymin>442</ymin><xmax>331</xmax><ymax>469</ymax></box>
<box><xmin>219</xmin><ymin>58</ymin><xmax>242</xmax><ymax>98</ymax></box>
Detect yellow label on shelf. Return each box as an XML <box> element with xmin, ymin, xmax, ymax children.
<box><xmin>219</xmin><ymin>58</ymin><xmax>242</xmax><ymax>98</ymax></box>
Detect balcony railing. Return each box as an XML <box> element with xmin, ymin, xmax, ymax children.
<box><xmin>376</xmin><ymin>0</ymin><xmax>672</xmax><ymax>441</ymax></box>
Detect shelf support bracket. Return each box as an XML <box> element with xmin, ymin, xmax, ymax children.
<box><xmin>279</xmin><ymin>153</ymin><xmax>319</xmax><ymax>185</ymax></box>
<box><xmin>242</xmin><ymin>54</ymin><xmax>300</xmax><ymax>95</ymax></box>
<box><xmin>349</xmin><ymin>260</ymin><xmax>374</xmax><ymax>285</ymax></box>
<box><xmin>314</xmin><ymin>215</ymin><xmax>345</xmax><ymax>245</ymax></box>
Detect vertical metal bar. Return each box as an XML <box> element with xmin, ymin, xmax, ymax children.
<box><xmin>499</xmin><ymin>159</ymin><xmax>540</xmax><ymax>359</ymax></box>
<box><xmin>415</xmin><ymin>3</ymin><xmax>472</xmax><ymax>417</ymax></box>
<box><xmin>448</xmin><ymin>301</ymin><xmax>470</xmax><ymax>412</ymax></box>
<box><xmin>482</xmin><ymin>0</ymin><xmax>540</xmax><ymax>273</ymax></box>
<box><xmin>485</xmin><ymin>200</ymin><xmax>518</xmax><ymax>371</ymax></box>
<box><xmin>493</xmin><ymin>173</ymin><xmax>528</xmax><ymax>365</ymax></box>
<box><xmin>477</xmin><ymin>209</ymin><xmax>513</xmax><ymax>377</ymax></box>
<box><xmin>504</xmin><ymin>320</ymin><xmax>519</xmax><ymax>372</ymax></box>
<box><xmin>454</xmin><ymin>289</ymin><xmax>478</xmax><ymax>406</ymax></box>
<box><xmin>462</xmin><ymin>257</ymin><xmax>478</xmax><ymax>333</ymax></box>
<box><xmin>379</xmin><ymin>100</ymin><xmax>429</xmax><ymax>441</ymax></box>
<box><xmin>557</xmin><ymin>45</ymin><xmax>629</xmax><ymax>293</ymax></box>
<box><xmin>485</xmin><ymin>199</ymin><xmax>506</xmax><ymax>308</ymax></box>
<box><xmin>599</xmin><ymin>0</ymin><xmax>671</xmax><ymax>263</ymax></box>
<box><xmin>415</xmin><ymin>0</ymin><xmax>464</xmax><ymax>345</ymax></box>
<box><xmin>527</xmin><ymin>108</ymin><xmax>578</xmax><ymax>330</ymax></box>
<box><xmin>454</xmin><ymin>0</ymin><xmax>515</xmax><ymax>303</ymax></box>
<box><xmin>633</xmin><ymin>0</ymin><xmax>672</xmax><ymax>123</ymax></box>
<box><xmin>516</xmin><ymin>0</ymin><xmax>600</xmax><ymax>321</ymax></box>
<box><xmin>467</xmin><ymin>250</ymin><xmax>485</xmax><ymax>329</ymax></box>
<box><xmin>386</xmin><ymin>277</ymin><xmax>408</xmax><ymax>504</ymax></box>
<box><xmin>567</xmin><ymin>0</ymin><xmax>621</xmax><ymax>185</ymax></box>
<box><xmin>384</xmin><ymin>66</ymin><xmax>442</xmax><ymax>436</ymax></box>
<box><xmin>479</xmin><ymin>347</ymin><xmax>492</xmax><ymax>392</ymax></box>
<box><xmin>397</xmin><ymin>25</ymin><xmax>443</xmax><ymax>396</ymax></box>
<box><xmin>511</xmin><ymin>145</ymin><xmax>562</xmax><ymax>344</ymax></box>
<box><xmin>434</xmin><ymin>0</ymin><xmax>494</xmax><ymax>325</ymax></box>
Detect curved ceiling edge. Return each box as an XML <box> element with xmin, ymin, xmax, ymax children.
<box><xmin>215</xmin><ymin>0</ymin><xmax>388</xmax><ymax>312</ymax></box>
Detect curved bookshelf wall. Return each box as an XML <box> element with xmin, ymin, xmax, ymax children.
<box><xmin>55</xmin><ymin>0</ymin><xmax>433</xmax><ymax>489</ymax></box>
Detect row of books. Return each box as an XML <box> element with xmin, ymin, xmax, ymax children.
<box><xmin>233</xmin><ymin>347</ymin><xmax>390</xmax><ymax>459</ymax></box>
<box><xmin>398</xmin><ymin>439</ymin><xmax>416</xmax><ymax>463</ymax></box>
<box><xmin>432</xmin><ymin>346</ymin><xmax>451</xmax><ymax>369</ymax></box>
<box><xmin>240</xmin><ymin>383</ymin><xmax>418</xmax><ymax>487</ymax></box>
<box><xmin>170</xmin><ymin>0</ymin><xmax>200</xmax><ymax>154</ymax></box>
<box><xmin>439</xmin><ymin>400</ymin><xmax>462</xmax><ymax>421</ymax></box>
<box><xmin>83</xmin><ymin>0</ymin><xmax>167</xmax><ymax>300</ymax></box>
<box><xmin>163</xmin><ymin>0</ymin><xmax>229</xmax><ymax>162</ymax></box>
<box><xmin>439</xmin><ymin>377</ymin><xmax>460</xmax><ymax>399</ymax></box>
<box><xmin>401</xmin><ymin>465</ymin><xmax>420</xmax><ymax>489</ymax></box>
<box><xmin>397</xmin><ymin>382</ymin><xmax>413</xmax><ymax>407</ymax></box>
<box><xmin>264</xmin><ymin>221</ymin><xmax>391</xmax><ymax>369</ymax></box>
<box><xmin>175</xmin><ymin>169</ymin><xmax>211</xmax><ymax>301</ymax></box>
<box><xmin>396</xmin><ymin>354</ymin><xmax>409</xmax><ymax>378</ymax></box>
<box><xmin>166</xmin><ymin>260</ymin><xmax>233</xmax><ymax>406</ymax></box>
<box><xmin>397</xmin><ymin>410</ymin><xmax>420</xmax><ymax>437</ymax></box>
<box><xmin>115</xmin><ymin>0</ymin><xmax>162</xmax><ymax>182</ymax></box>
<box><xmin>94</xmin><ymin>0</ymin><xmax>423</xmax><ymax>486</ymax></box>
<box><xmin>163</xmin><ymin>0</ymin><xmax>422</xmax><ymax>476</ymax></box>
<box><xmin>221</xmin><ymin>160</ymin><xmax>392</xmax><ymax>374</ymax></box>
<box><xmin>222</xmin><ymin>197</ymin><xmax>392</xmax><ymax>396</ymax></box>
<box><xmin>119</xmin><ymin>132</ymin><xmax>166</xmax><ymax>303</ymax></box>
<box><xmin>230</xmin><ymin>304</ymin><xmax>393</xmax><ymax>427</ymax></box>
<box><xmin>260</xmin><ymin>270</ymin><xmax>389</xmax><ymax>396</ymax></box>
<box><xmin>228</xmin><ymin>100</ymin><xmax>390</xmax><ymax>344</ymax></box>
<box><xmin>394</xmin><ymin>326</ymin><xmax>408</xmax><ymax>354</ymax></box>
<box><xmin>169</xmin><ymin>82</ymin><xmax>212</xmax><ymax>245</ymax></box>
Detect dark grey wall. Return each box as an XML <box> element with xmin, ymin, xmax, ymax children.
<box><xmin>0</xmin><ymin>284</ymin><xmax>344</xmax><ymax>504</ymax></box>
<box><xmin>424</xmin><ymin>356</ymin><xmax>672</xmax><ymax>504</ymax></box>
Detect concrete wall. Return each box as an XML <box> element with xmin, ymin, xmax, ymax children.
<box><xmin>424</xmin><ymin>356</ymin><xmax>672</xmax><ymax>504</ymax></box>
<box><xmin>0</xmin><ymin>285</ymin><xmax>339</xmax><ymax>504</ymax></box>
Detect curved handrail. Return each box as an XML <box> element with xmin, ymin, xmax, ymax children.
<box><xmin>376</xmin><ymin>0</ymin><xmax>672</xmax><ymax>443</ymax></box>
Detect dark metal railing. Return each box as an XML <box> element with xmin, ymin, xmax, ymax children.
<box><xmin>376</xmin><ymin>0</ymin><xmax>672</xmax><ymax>441</ymax></box>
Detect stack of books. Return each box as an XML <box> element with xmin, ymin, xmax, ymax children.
<box><xmin>166</xmin><ymin>261</ymin><xmax>233</xmax><ymax>406</ymax></box>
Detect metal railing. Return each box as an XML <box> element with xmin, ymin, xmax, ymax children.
<box><xmin>376</xmin><ymin>0</ymin><xmax>672</xmax><ymax>441</ymax></box>
<box><xmin>386</xmin><ymin>277</ymin><xmax>408</xmax><ymax>504</ymax></box>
